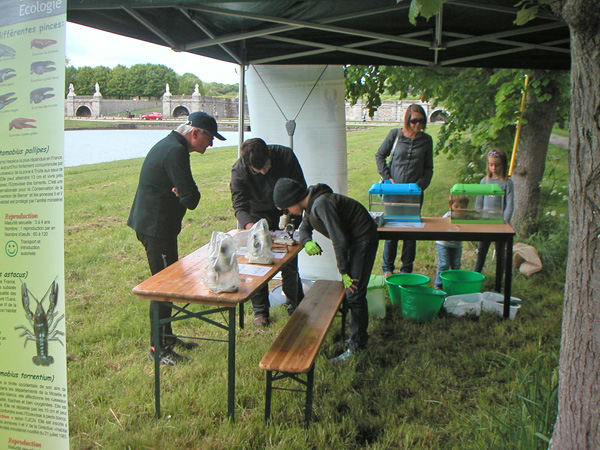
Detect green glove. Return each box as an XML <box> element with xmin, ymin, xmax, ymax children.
<box><xmin>304</xmin><ymin>240</ymin><xmax>322</xmax><ymax>256</ymax></box>
<box><xmin>342</xmin><ymin>274</ymin><xmax>354</xmax><ymax>290</ymax></box>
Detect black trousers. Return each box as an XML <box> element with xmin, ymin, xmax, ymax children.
<box><xmin>136</xmin><ymin>232</ymin><xmax>178</xmax><ymax>349</ymax></box>
<box><xmin>474</xmin><ymin>240</ymin><xmax>506</xmax><ymax>275</ymax></box>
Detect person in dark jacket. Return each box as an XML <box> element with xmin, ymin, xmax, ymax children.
<box><xmin>230</xmin><ymin>138</ymin><xmax>306</xmax><ymax>326</ymax></box>
<box><xmin>128</xmin><ymin>111</ymin><xmax>225</xmax><ymax>365</ymax></box>
<box><xmin>273</xmin><ymin>178</ymin><xmax>379</xmax><ymax>363</ymax></box>
<box><xmin>375</xmin><ymin>104</ymin><xmax>434</xmax><ymax>276</ymax></box>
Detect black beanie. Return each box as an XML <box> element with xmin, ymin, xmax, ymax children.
<box><xmin>273</xmin><ymin>178</ymin><xmax>308</xmax><ymax>209</ymax></box>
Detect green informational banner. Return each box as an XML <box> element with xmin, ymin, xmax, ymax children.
<box><xmin>0</xmin><ymin>1</ymin><xmax>69</xmax><ymax>449</ymax></box>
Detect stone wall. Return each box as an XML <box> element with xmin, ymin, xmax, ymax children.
<box><xmin>162</xmin><ymin>94</ymin><xmax>248</xmax><ymax>119</ymax></box>
<box><xmin>345</xmin><ymin>99</ymin><xmax>436</xmax><ymax>122</ymax></box>
<box><xmin>66</xmin><ymin>93</ymin><xmax>442</xmax><ymax>122</ymax></box>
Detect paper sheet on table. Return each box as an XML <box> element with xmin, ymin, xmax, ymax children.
<box><xmin>238</xmin><ymin>264</ymin><xmax>271</xmax><ymax>277</ymax></box>
<box><xmin>384</xmin><ymin>222</ymin><xmax>426</xmax><ymax>228</ymax></box>
<box><xmin>271</xmin><ymin>251</ymin><xmax>286</xmax><ymax>259</ymax></box>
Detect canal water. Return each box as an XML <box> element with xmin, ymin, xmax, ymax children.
<box><xmin>63</xmin><ymin>129</ymin><xmax>253</xmax><ymax>167</ymax></box>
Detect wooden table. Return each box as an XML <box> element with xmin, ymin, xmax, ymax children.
<box><xmin>378</xmin><ymin>217</ymin><xmax>515</xmax><ymax>318</ymax></box>
<box><xmin>132</xmin><ymin>233</ymin><xmax>303</xmax><ymax>420</ymax></box>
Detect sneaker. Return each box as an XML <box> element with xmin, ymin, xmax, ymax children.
<box><xmin>172</xmin><ymin>337</ymin><xmax>199</xmax><ymax>350</ymax></box>
<box><xmin>330</xmin><ymin>348</ymin><xmax>354</xmax><ymax>364</ymax></box>
<box><xmin>148</xmin><ymin>347</ymin><xmax>190</xmax><ymax>366</ymax></box>
<box><xmin>253</xmin><ymin>316</ymin><xmax>269</xmax><ymax>327</ymax></box>
<box><xmin>383</xmin><ymin>272</ymin><xmax>393</xmax><ymax>278</ymax></box>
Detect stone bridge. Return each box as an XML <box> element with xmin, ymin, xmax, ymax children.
<box><xmin>64</xmin><ymin>83</ymin><xmax>446</xmax><ymax>123</ymax></box>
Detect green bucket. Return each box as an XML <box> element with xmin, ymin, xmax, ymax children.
<box><xmin>399</xmin><ymin>285</ymin><xmax>447</xmax><ymax>322</ymax></box>
<box><xmin>439</xmin><ymin>270</ymin><xmax>485</xmax><ymax>296</ymax></box>
<box><xmin>385</xmin><ymin>273</ymin><xmax>430</xmax><ymax>305</ymax></box>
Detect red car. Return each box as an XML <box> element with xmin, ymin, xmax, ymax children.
<box><xmin>141</xmin><ymin>112</ymin><xmax>163</xmax><ymax>120</ymax></box>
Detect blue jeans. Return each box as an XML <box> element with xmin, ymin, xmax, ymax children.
<box><xmin>346</xmin><ymin>232</ymin><xmax>379</xmax><ymax>351</ymax></box>
<box><xmin>382</xmin><ymin>239</ymin><xmax>416</xmax><ymax>273</ymax></box>
<box><xmin>435</xmin><ymin>243</ymin><xmax>463</xmax><ymax>288</ymax></box>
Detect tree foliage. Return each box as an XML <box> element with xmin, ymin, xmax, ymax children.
<box><xmin>64</xmin><ymin>63</ymin><xmax>237</xmax><ymax>99</ymax></box>
<box><xmin>345</xmin><ymin>65</ymin><xmax>569</xmax><ymax>181</ymax></box>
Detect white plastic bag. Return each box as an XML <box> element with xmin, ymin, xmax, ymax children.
<box><xmin>246</xmin><ymin>219</ymin><xmax>274</xmax><ymax>264</ymax></box>
<box><xmin>205</xmin><ymin>231</ymin><xmax>240</xmax><ymax>293</ymax></box>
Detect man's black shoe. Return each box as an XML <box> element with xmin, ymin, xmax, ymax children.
<box><xmin>148</xmin><ymin>347</ymin><xmax>190</xmax><ymax>366</ymax></box>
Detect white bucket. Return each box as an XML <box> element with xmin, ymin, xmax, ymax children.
<box><xmin>269</xmin><ymin>279</ymin><xmax>314</xmax><ymax>308</ymax></box>
<box><xmin>443</xmin><ymin>293</ymin><xmax>483</xmax><ymax>316</ymax></box>
<box><xmin>367</xmin><ymin>275</ymin><xmax>386</xmax><ymax>319</ymax></box>
<box><xmin>481</xmin><ymin>291</ymin><xmax>522</xmax><ymax>320</ymax></box>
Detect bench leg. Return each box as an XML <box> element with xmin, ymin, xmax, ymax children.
<box><xmin>305</xmin><ymin>365</ymin><xmax>315</xmax><ymax>428</ymax></box>
<box><xmin>265</xmin><ymin>370</ymin><xmax>273</xmax><ymax>424</ymax></box>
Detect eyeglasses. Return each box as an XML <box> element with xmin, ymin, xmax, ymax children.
<box><xmin>409</xmin><ymin>118</ymin><xmax>426</xmax><ymax>125</ymax></box>
<box><xmin>488</xmin><ymin>150</ymin><xmax>500</xmax><ymax>157</ymax></box>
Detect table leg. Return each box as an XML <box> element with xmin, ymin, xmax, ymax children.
<box><xmin>227</xmin><ymin>306</ymin><xmax>236</xmax><ymax>420</ymax></box>
<box><xmin>503</xmin><ymin>235</ymin><xmax>514</xmax><ymax>319</ymax></box>
<box><xmin>151</xmin><ymin>302</ymin><xmax>161</xmax><ymax>418</ymax></box>
<box><xmin>494</xmin><ymin>240</ymin><xmax>503</xmax><ymax>293</ymax></box>
<box><xmin>239</xmin><ymin>303</ymin><xmax>244</xmax><ymax>329</ymax></box>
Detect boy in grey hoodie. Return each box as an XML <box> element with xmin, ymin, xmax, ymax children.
<box><xmin>273</xmin><ymin>178</ymin><xmax>379</xmax><ymax>362</ymax></box>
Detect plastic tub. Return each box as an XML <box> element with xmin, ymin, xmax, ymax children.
<box><xmin>443</xmin><ymin>293</ymin><xmax>483</xmax><ymax>316</ymax></box>
<box><xmin>481</xmin><ymin>291</ymin><xmax>522</xmax><ymax>319</ymax></box>
<box><xmin>385</xmin><ymin>273</ymin><xmax>430</xmax><ymax>305</ymax></box>
<box><xmin>398</xmin><ymin>285</ymin><xmax>446</xmax><ymax>322</ymax></box>
<box><xmin>439</xmin><ymin>270</ymin><xmax>485</xmax><ymax>296</ymax></box>
<box><xmin>367</xmin><ymin>275</ymin><xmax>386</xmax><ymax>319</ymax></box>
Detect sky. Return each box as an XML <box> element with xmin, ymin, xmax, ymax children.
<box><xmin>65</xmin><ymin>22</ymin><xmax>240</xmax><ymax>85</ymax></box>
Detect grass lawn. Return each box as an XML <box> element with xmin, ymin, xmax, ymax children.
<box><xmin>64</xmin><ymin>125</ymin><xmax>567</xmax><ymax>450</ymax></box>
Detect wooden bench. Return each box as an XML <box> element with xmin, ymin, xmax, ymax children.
<box><xmin>259</xmin><ymin>279</ymin><xmax>347</xmax><ymax>427</ymax></box>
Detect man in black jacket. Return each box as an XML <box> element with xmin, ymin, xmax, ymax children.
<box><xmin>128</xmin><ymin>111</ymin><xmax>225</xmax><ymax>365</ymax></box>
<box><xmin>273</xmin><ymin>178</ymin><xmax>379</xmax><ymax>363</ymax></box>
<box><xmin>230</xmin><ymin>138</ymin><xmax>306</xmax><ymax>326</ymax></box>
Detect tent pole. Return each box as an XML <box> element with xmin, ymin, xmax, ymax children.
<box><xmin>509</xmin><ymin>73</ymin><xmax>529</xmax><ymax>178</ymax></box>
<box><xmin>238</xmin><ymin>64</ymin><xmax>246</xmax><ymax>156</ymax></box>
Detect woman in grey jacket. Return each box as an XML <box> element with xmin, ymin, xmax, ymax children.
<box><xmin>375</xmin><ymin>104</ymin><xmax>434</xmax><ymax>276</ymax></box>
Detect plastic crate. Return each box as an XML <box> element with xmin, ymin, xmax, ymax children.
<box><xmin>450</xmin><ymin>184</ymin><xmax>505</xmax><ymax>224</ymax></box>
<box><xmin>369</xmin><ymin>182</ymin><xmax>422</xmax><ymax>223</ymax></box>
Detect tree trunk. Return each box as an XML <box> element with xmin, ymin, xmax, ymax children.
<box><xmin>511</xmin><ymin>71</ymin><xmax>561</xmax><ymax>236</ymax></box>
<box><xmin>549</xmin><ymin>1</ymin><xmax>600</xmax><ymax>449</ymax></box>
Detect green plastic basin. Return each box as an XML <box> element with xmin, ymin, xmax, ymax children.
<box><xmin>385</xmin><ymin>273</ymin><xmax>430</xmax><ymax>305</ymax></box>
<box><xmin>399</xmin><ymin>285</ymin><xmax>447</xmax><ymax>322</ymax></box>
<box><xmin>439</xmin><ymin>270</ymin><xmax>485</xmax><ymax>296</ymax></box>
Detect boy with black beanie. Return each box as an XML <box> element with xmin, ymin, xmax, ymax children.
<box><xmin>273</xmin><ymin>178</ymin><xmax>379</xmax><ymax>362</ymax></box>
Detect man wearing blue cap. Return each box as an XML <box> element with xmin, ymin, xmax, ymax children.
<box><xmin>128</xmin><ymin>111</ymin><xmax>225</xmax><ymax>365</ymax></box>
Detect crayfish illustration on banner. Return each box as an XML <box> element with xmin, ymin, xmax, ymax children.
<box><xmin>15</xmin><ymin>279</ymin><xmax>64</xmax><ymax>366</ymax></box>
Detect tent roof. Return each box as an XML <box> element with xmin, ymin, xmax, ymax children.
<box><xmin>67</xmin><ymin>0</ymin><xmax>570</xmax><ymax>70</ymax></box>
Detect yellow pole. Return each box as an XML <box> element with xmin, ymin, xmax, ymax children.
<box><xmin>509</xmin><ymin>74</ymin><xmax>530</xmax><ymax>177</ymax></box>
